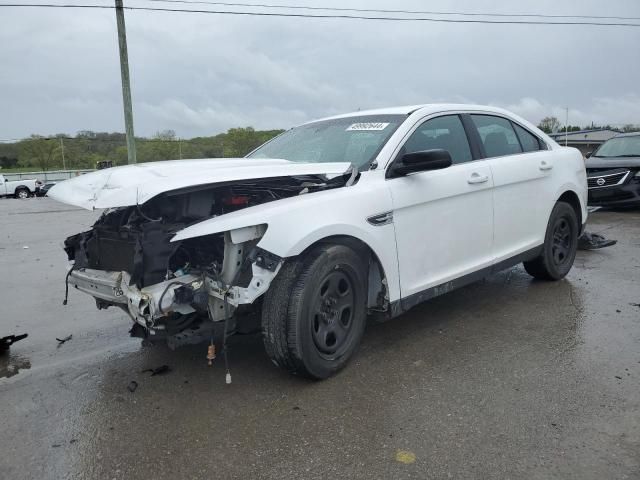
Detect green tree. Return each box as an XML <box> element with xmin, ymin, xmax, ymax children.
<box><xmin>538</xmin><ymin>117</ymin><xmax>561</xmax><ymax>134</ymax></box>
<box><xmin>18</xmin><ymin>136</ymin><xmax>60</xmax><ymax>171</ymax></box>
<box><xmin>621</xmin><ymin>124</ymin><xmax>639</xmax><ymax>133</ymax></box>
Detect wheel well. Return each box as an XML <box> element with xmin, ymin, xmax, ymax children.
<box><xmin>301</xmin><ymin>235</ymin><xmax>389</xmax><ymax>312</ymax></box>
<box><xmin>557</xmin><ymin>191</ymin><xmax>582</xmax><ymax>227</ymax></box>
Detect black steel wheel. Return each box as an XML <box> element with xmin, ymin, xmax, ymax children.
<box><xmin>551</xmin><ymin>216</ymin><xmax>572</xmax><ymax>267</ymax></box>
<box><xmin>524</xmin><ymin>201</ymin><xmax>579</xmax><ymax>280</ymax></box>
<box><xmin>261</xmin><ymin>243</ymin><xmax>367</xmax><ymax>379</ymax></box>
<box><xmin>311</xmin><ymin>270</ymin><xmax>357</xmax><ymax>358</ymax></box>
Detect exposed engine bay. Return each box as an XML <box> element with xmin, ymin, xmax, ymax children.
<box><xmin>62</xmin><ymin>174</ymin><xmax>351</xmax><ymax>348</ymax></box>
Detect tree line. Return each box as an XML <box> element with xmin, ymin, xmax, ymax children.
<box><xmin>3</xmin><ymin>119</ymin><xmax>638</xmax><ymax>172</ymax></box>
<box><xmin>0</xmin><ymin>127</ymin><xmax>284</xmax><ymax>171</ymax></box>
<box><xmin>537</xmin><ymin>117</ymin><xmax>639</xmax><ymax>134</ymax></box>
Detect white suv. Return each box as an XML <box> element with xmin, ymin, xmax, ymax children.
<box><xmin>51</xmin><ymin>104</ymin><xmax>587</xmax><ymax>379</ymax></box>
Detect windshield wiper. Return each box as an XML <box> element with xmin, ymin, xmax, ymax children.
<box><xmin>594</xmin><ymin>154</ymin><xmax>640</xmax><ymax>158</ymax></box>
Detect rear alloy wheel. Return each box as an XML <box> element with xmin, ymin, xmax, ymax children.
<box><xmin>16</xmin><ymin>188</ymin><xmax>30</xmax><ymax>199</ymax></box>
<box><xmin>523</xmin><ymin>201</ymin><xmax>578</xmax><ymax>280</ymax></box>
<box><xmin>261</xmin><ymin>243</ymin><xmax>367</xmax><ymax>379</ymax></box>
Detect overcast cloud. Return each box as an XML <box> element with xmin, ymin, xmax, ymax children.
<box><xmin>1</xmin><ymin>0</ymin><xmax>639</xmax><ymax>139</ymax></box>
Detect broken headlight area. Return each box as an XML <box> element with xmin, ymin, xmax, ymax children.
<box><xmin>61</xmin><ymin>176</ymin><xmax>335</xmax><ymax>342</ymax></box>
<box><xmin>64</xmin><ymin>174</ymin><xmax>342</xmax><ymax>287</ymax></box>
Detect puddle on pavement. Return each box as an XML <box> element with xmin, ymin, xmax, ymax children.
<box><xmin>0</xmin><ymin>352</ymin><xmax>32</xmax><ymax>379</ymax></box>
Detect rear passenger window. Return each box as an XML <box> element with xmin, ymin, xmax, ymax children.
<box><xmin>513</xmin><ymin>123</ymin><xmax>542</xmax><ymax>152</ymax></box>
<box><xmin>402</xmin><ymin>115</ymin><xmax>472</xmax><ymax>164</ymax></box>
<box><xmin>471</xmin><ymin>115</ymin><xmax>522</xmax><ymax>158</ymax></box>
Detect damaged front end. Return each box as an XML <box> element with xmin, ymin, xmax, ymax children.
<box><xmin>62</xmin><ymin>174</ymin><xmax>344</xmax><ymax>347</ymax></box>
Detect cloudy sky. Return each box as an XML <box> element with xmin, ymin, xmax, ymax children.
<box><xmin>1</xmin><ymin>0</ymin><xmax>639</xmax><ymax>139</ymax></box>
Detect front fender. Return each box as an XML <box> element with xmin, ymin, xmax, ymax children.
<box><xmin>172</xmin><ymin>174</ymin><xmax>401</xmax><ymax>302</ymax></box>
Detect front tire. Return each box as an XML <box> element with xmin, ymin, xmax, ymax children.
<box><xmin>523</xmin><ymin>201</ymin><xmax>578</xmax><ymax>280</ymax></box>
<box><xmin>261</xmin><ymin>243</ymin><xmax>368</xmax><ymax>379</ymax></box>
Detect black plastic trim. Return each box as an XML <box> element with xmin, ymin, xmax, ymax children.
<box><xmin>253</xmin><ymin>248</ymin><xmax>282</xmax><ymax>272</ymax></box>
<box><xmin>460</xmin><ymin>113</ymin><xmax>484</xmax><ymax>160</ymax></box>
<box><xmin>389</xmin><ymin>245</ymin><xmax>543</xmax><ymax>317</ymax></box>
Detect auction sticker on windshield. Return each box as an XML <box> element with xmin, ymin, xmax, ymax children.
<box><xmin>346</xmin><ymin>122</ymin><xmax>390</xmax><ymax>131</ymax></box>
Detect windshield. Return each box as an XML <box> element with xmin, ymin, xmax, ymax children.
<box><xmin>247</xmin><ymin>114</ymin><xmax>406</xmax><ymax>169</ymax></box>
<box><xmin>594</xmin><ymin>135</ymin><xmax>640</xmax><ymax>158</ymax></box>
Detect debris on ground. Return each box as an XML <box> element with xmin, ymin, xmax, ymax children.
<box><xmin>127</xmin><ymin>380</ymin><xmax>138</xmax><ymax>393</ymax></box>
<box><xmin>0</xmin><ymin>333</ymin><xmax>28</xmax><ymax>352</ymax></box>
<box><xmin>55</xmin><ymin>334</ymin><xmax>72</xmax><ymax>345</ymax></box>
<box><xmin>142</xmin><ymin>365</ymin><xmax>171</xmax><ymax>376</ymax></box>
<box><xmin>578</xmin><ymin>231</ymin><xmax>617</xmax><ymax>250</ymax></box>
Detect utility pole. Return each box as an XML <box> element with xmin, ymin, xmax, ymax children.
<box><xmin>115</xmin><ymin>0</ymin><xmax>137</xmax><ymax>164</ymax></box>
<box><xmin>59</xmin><ymin>137</ymin><xmax>66</xmax><ymax>170</ymax></box>
<box><xmin>565</xmin><ymin>107</ymin><xmax>569</xmax><ymax>146</ymax></box>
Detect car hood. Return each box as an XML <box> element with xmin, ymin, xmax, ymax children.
<box><xmin>48</xmin><ymin>158</ymin><xmax>352</xmax><ymax>210</ymax></box>
<box><xmin>586</xmin><ymin>157</ymin><xmax>640</xmax><ymax>170</ymax></box>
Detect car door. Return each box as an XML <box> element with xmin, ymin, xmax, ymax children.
<box><xmin>466</xmin><ymin>114</ymin><xmax>557</xmax><ymax>263</ymax></box>
<box><xmin>386</xmin><ymin>114</ymin><xmax>494</xmax><ymax>306</ymax></box>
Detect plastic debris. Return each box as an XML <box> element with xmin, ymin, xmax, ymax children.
<box><xmin>142</xmin><ymin>365</ymin><xmax>171</xmax><ymax>376</ymax></box>
<box><xmin>578</xmin><ymin>231</ymin><xmax>617</xmax><ymax>250</ymax></box>
<box><xmin>56</xmin><ymin>335</ymin><xmax>72</xmax><ymax>345</ymax></box>
<box><xmin>0</xmin><ymin>333</ymin><xmax>28</xmax><ymax>352</ymax></box>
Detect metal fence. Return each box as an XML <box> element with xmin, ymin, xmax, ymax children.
<box><xmin>2</xmin><ymin>169</ymin><xmax>95</xmax><ymax>183</ymax></box>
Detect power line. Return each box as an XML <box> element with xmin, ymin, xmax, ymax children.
<box><xmin>2</xmin><ymin>3</ymin><xmax>640</xmax><ymax>27</ymax></box>
<box><xmin>145</xmin><ymin>0</ymin><xmax>640</xmax><ymax>22</ymax></box>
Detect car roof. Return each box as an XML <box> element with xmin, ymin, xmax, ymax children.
<box><xmin>303</xmin><ymin>104</ymin><xmax>519</xmax><ymax>124</ymax></box>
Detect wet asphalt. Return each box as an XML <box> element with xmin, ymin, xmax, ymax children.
<box><xmin>0</xmin><ymin>197</ymin><xmax>638</xmax><ymax>480</ymax></box>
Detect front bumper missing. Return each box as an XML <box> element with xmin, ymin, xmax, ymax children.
<box><xmin>67</xmin><ymin>261</ymin><xmax>281</xmax><ymax>327</ymax></box>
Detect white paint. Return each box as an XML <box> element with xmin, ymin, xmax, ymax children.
<box><xmin>47</xmin><ymin>158</ymin><xmax>351</xmax><ymax>210</ymax></box>
<box><xmin>56</xmin><ymin>104</ymin><xmax>586</xmax><ymax>309</ymax></box>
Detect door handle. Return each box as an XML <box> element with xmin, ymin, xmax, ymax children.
<box><xmin>467</xmin><ymin>173</ymin><xmax>489</xmax><ymax>184</ymax></box>
<box><xmin>539</xmin><ymin>161</ymin><xmax>553</xmax><ymax>171</ymax></box>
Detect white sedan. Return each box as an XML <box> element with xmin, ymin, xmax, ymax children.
<box><xmin>50</xmin><ymin>104</ymin><xmax>587</xmax><ymax>379</ymax></box>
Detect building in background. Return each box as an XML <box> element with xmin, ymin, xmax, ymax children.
<box><xmin>549</xmin><ymin>129</ymin><xmax>619</xmax><ymax>157</ymax></box>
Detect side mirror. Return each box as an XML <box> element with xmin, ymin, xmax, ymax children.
<box><xmin>389</xmin><ymin>149</ymin><xmax>452</xmax><ymax>177</ymax></box>
<box><xmin>585</xmin><ymin>151</ymin><xmax>592</xmax><ymax>158</ymax></box>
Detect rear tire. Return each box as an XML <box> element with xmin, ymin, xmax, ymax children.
<box><xmin>15</xmin><ymin>188</ymin><xmax>30</xmax><ymax>199</ymax></box>
<box><xmin>523</xmin><ymin>201</ymin><xmax>578</xmax><ymax>280</ymax></box>
<box><xmin>261</xmin><ymin>243</ymin><xmax>368</xmax><ymax>379</ymax></box>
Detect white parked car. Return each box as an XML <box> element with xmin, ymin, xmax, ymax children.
<box><xmin>0</xmin><ymin>174</ymin><xmax>41</xmax><ymax>198</ymax></box>
<box><xmin>50</xmin><ymin>104</ymin><xmax>587</xmax><ymax>379</ymax></box>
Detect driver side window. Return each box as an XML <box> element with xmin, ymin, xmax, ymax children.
<box><xmin>403</xmin><ymin>115</ymin><xmax>473</xmax><ymax>164</ymax></box>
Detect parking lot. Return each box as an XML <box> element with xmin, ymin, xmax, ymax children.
<box><xmin>1</xmin><ymin>197</ymin><xmax>638</xmax><ymax>479</ymax></box>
